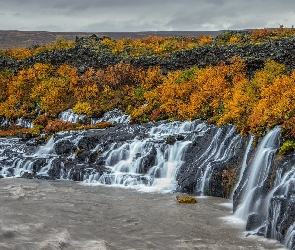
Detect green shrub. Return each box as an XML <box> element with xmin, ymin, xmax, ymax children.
<box><xmin>279</xmin><ymin>140</ymin><xmax>295</xmax><ymax>155</ymax></box>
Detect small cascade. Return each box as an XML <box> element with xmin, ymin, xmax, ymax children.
<box><xmin>234</xmin><ymin>126</ymin><xmax>281</xmax><ymax>220</ymax></box>
<box><xmin>191</xmin><ymin>126</ymin><xmax>242</xmax><ymax>195</ymax></box>
<box><xmin>58</xmin><ymin>109</ymin><xmax>87</xmax><ymax>123</ymax></box>
<box><xmin>90</xmin><ymin>109</ymin><xmax>130</xmax><ymax>124</ymax></box>
<box><xmin>149</xmin><ymin>140</ymin><xmax>192</xmax><ymax>192</ymax></box>
<box><xmin>34</xmin><ymin>136</ymin><xmax>55</xmax><ymax>156</ymax></box>
<box><xmin>0</xmin><ymin>117</ymin><xmax>9</xmax><ymax>127</ymax></box>
<box><xmin>58</xmin><ymin>108</ymin><xmax>130</xmax><ymax>124</ymax></box>
<box><xmin>85</xmin><ymin>121</ymin><xmax>204</xmax><ymax>192</ymax></box>
<box><xmin>16</xmin><ymin>118</ymin><xmax>33</xmax><ymax>128</ymax></box>
<box><xmin>235</xmin><ymin>136</ymin><xmax>254</xmax><ymax>189</ymax></box>
<box><xmin>264</xmin><ymin>164</ymin><xmax>295</xmax><ymax>248</ymax></box>
<box><xmin>0</xmin><ymin>117</ymin><xmax>33</xmax><ymax>128</ymax></box>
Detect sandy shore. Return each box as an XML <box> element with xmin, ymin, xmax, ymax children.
<box><xmin>0</xmin><ymin>178</ymin><xmax>286</xmax><ymax>250</ymax></box>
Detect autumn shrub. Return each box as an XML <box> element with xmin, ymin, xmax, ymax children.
<box><xmin>73</xmin><ymin>102</ymin><xmax>92</xmax><ymax>116</ymax></box>
<box><xmin>32</xmin><ymin>114</ymin><xmax>50</xmax><ymax>127</ymax></box>
<box><xmin>78</xmin><ymin>121</ymin><xmax>114</xmax><ymax>130</ymax></box>
<box><xmin>43</xmin><ymin>120</ymin><xmax>78</xmax><ymax>135</ymax></box>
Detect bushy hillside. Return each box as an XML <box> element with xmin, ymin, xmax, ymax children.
<box><xmin>1</xmin><ymin>27</ymin><xmax>295</xmax><ymax>152</ymax></box>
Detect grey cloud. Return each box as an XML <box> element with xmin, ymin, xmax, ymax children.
<box><xmin>1</xmin><ymin>0</ymin><xmax>295</xmax><ymax>31</ymax></box>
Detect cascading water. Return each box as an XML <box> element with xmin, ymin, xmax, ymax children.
<box><xmin>15</xmin><ymin>118</ymin><xmax>33</xmax><ymax>128</ymax></box>
<box><xmin>264</xmin><ymin>160</ymin><xmax>295</xmax><ymax>248</ymax></box>
<box><xmin>231</xmin><ymin>126</ymin><xmax>295</xmax><ymax>248</ymax></box>
<box><xmin>58</xmin><ymin>108</ymin><xmax>130</xmax><ymax>124</ymax></box>
<box><xmin>90</xmin><ymin>109</ymin><xmax>130</xmax><ymax>124</ymax></box>
<box><xmin>2</xmin><ymin>112</ymin><xmax>295</xmax><ymax>248</ymax></box>
<box><xmin>84</xmin><ymin>121</ymin><xmax>205</xmax><ymax>192</ymax></box>
<box><xmin>188</xmin><ymin>126</ymin><xmax>243</xmax><ymax>195</ymax></box>
<box><xmin>0</xmin><ymin>117</ymin><xmax>208</xmax><ymax>193</ymax></box>
<box><xmin>0</xmin><ymin>117</ymin><xmax>33</xmax><ymax>129</ymax></box>
<box><xmin>234</xmin><ymin>126</ymin><xmax>281</xmax><ymax>220</ymax></box>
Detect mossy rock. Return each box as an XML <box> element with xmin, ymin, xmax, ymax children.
<box><xmin>176</xmin><ymin>195</ymin><xmax>197</xmax><ymax>204</ymax></box>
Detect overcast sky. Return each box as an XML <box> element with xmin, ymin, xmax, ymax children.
<box><xmin>1</xmin><ymin>0</ymin><xmax>295</xmax><ymax>32</ymax></box>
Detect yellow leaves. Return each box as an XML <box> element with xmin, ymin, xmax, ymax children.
<box><xmin>229</xmin><ymin>36</ymin><xmax>238</xmax><ymax>44</ymax></box>
<box><xmin>49</xmin><ymin>38</ymin><xmax>75</xmax><ymax>50</ymax></box>
<box><xmin>100</xmin><ymin>37</ymin><xmax>116</xmax><ymax>48</ymax></box>
<box><xmin>3</xmin><ymin>48</ymin><xmax>33</xmax><ymax>61</ymax></box>
<box><xmin>1</xmin><ymin>55</ymin><xmax>295</xmax><ymax>141</ymax></box>
<box><xmin>102</xmin><ymin>85</ymin><xmax>114</xmax><ymax>99</ymax></box>
<box><xmin>73</xmin><ymin>102</ymin><xmax>92</xmax><ymax>116</ymax></box>
<box><xmin>198</xmin><ymin>35</ymin><xmax>213</xmax><ymax>45</ymax></box>
<box><xmin>248</xmin><ymin>72</ymin><xmax>295</xmax><ymax>132</ymax></box>
<box><xmin>139</xmin><ymin>66</ymin><xmax>163</xmax><ymax>90</ymax></box>
<box><xmin>252</xmin><ymin>59</ymin><xmax>286</xmax><ymax>90</ymax></box>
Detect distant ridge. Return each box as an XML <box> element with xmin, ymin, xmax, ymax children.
<box><xmin>0</xmin><ymin>30</ymin><xmax>223</xmax><ymax>49</ymax></box>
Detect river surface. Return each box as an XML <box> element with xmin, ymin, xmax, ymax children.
<box><xmin>0</xmin><ymin>178</ymin><xmax>286</xmax><ymax>250</ymax></box>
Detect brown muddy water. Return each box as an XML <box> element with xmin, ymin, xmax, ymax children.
<box><xmin>0</xmin><ymin>178</ymin><xmax>286</xmax><ymax>250</ymax></box>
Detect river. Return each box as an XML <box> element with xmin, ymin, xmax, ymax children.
<box><xmin>0</xmin><ymin>178</ymin><xmax>286</xmax><ymax>250</ymax></box>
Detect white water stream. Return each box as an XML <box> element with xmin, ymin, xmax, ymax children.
<box><xmin>235</xmin><ymin>126</ymin><xmax>281</xmax><ymax>219</ymax></box>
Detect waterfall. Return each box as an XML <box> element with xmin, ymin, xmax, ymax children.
<box><xmin>234</xmin><ymin>126</ymin><xmax>281</xmax><ymax>219</ymax></box>
<box><xmin>191</xmin><ymin>126</ymin><xmax>242</xmax><ymax>195</ymax></box>
<box><xmin>58</xmin><ymin>108</ymin><xmax>130</xmax><ymax>124</ymax></box>
<box><xmin>90</xmin><ymin>109</ymin><xmax>130</xmax><ymax>124</ymax></box>
<box><xmin>0</xmin><ymin>117</ymin><xmax>33</xmax><ymax>128</ymax></box>
<box><xmin>58</xmin><ymin>109</ymin><xmax>87</xmax><ymax>123</ymax></box>
<box><xmin>265</xmin><ymin>163</ymin><xmax>295</xmax><ymax>248</ymax></box>
<box><xmin>16</xmin><ymin>118</ymin><xmax>33</xmax><ymax>128</ymax></box>
<box><xmin>85</xmin><ymin>121</ymin><xmax>203</xmax><ymax>192</ymax></box>
<box><xmin>2</xmin><ymin>118</ymin><xmax>295</xmax><ymax>248</ymax></box>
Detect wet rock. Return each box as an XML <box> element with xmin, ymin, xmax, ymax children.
<box><xmin>176</xmin><ymin>134</ymin><xmax>185</xmax><ymax>140</ymax></box>
<box><xmin>7</xmin><ymin>168</ymin><xmax>14</xmax><ymax>175</ymax></box>
<box><xmin>176</xmin><ymin>125</ymin><xmax>247</xmax><ymax>197</ymax></box>
<box><xmin>17</xmin><ymin>132</ymin><xmax>33</xmax><ymax>141</ymax></box>
<box><xmin>31</xmin><ymin>158</ymin><xmax>47</xmax><ymax>173</ymax></box>
<box><xmin>21</xmin><ymin>172</ymin><xmax>34</xmax><ymax>179</ymax></box>
<box><xmin>0</xmin><ymin>175</ymin><xmax>3</xmax><ymax>178</ymax></box>
<box><xmin>166</xmin><ymin>136</ymin><xmax>176</xmax><ymax>145</ymax></box>
<box><xmin>76</xmin><ymin>150</ymin><xmax>90</xmax><ymax>161</ymax></box>
<box><xmin>46</xmin><ymin>158</ymin><xmax>67</xmax><ymax>179</ymax></box>
<box><xmin>77</xmin><ymin>136</ymin><xmax>100</xmax><ymax>150</ymax></box>
<box><xmin>36</xmin><ymin>175</ymin><xmax>52</xmax><ymax>180</ymax></box>
<box><xmin>54</xmin><ymin>140</ymin><xmax>76</xmax><ymax>155</ymax></box>
<box><xmin>138</xmin><ymin>146</ymin><xmax>157</xmax><ymax>173</ymax></box>
<box><xmin>26</xmin><ymin>139</ymin><xmax>37</xmax><ymax>146</ymax></box>
<box><xmin>88</xmin><ymin>150</ymin><xmax>101</xmax><ymax>163</ymax></box>
<box><xmin>138</xmin><ymin>133</ymin><xmax>149</xmax><ymax>140</ymax></box>
<box><xmin>246</xmin><ymin>213</ymin><xmax>262</xmax><ymax>231</ymax></box>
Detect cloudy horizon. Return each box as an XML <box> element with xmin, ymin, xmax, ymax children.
<box><xmin>1</xmin><ymin>0</ymin><xmax>295</xmax><ymax>32</ymax></box>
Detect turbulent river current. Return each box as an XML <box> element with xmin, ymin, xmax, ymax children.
<box><xmin>0</xmin><ymin>109</ymin><xmax>294</xmax><ymax>249</ymax></box>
